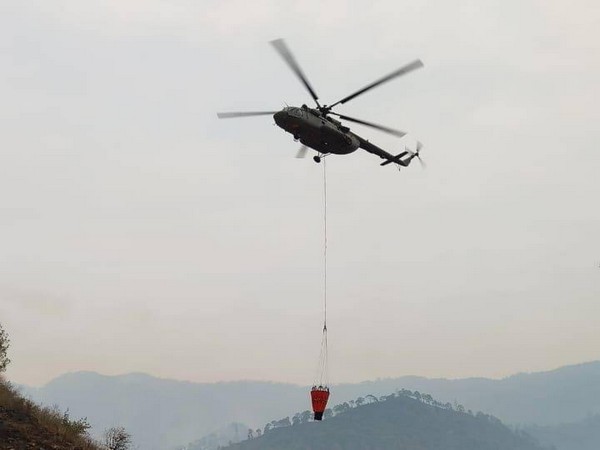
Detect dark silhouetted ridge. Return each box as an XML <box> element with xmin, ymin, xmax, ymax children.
<box><xmin>226</xmin><ymin>394</ymin><xmax>547</xmax><ymax>450</ymax></box>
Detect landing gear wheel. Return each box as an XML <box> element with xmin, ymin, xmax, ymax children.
<box><xmin>313</xmin><ymin>156</ymin><xmax>321</xmax><ymax>163</ymax></box>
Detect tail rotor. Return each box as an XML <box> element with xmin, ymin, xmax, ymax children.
<box><xmin>413</xmin><ymin>141</ymin><xmax>425</xmax><ymax>168</ymax></box>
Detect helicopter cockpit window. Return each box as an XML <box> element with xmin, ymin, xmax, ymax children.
<box><xmin>289</xmin><ymin>107</ymin><xmax>305</xmax><ymax>118</ymax></box>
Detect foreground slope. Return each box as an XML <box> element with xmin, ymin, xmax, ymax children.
<box><xmin>0</xmin><ymin>377</ymin><xmax>99</xmax><ymax>450</ymax></box>
<box><xmin>226</xmin><ymin>394</ymin><xmax>546</xmax><ymax>450</ymax></box>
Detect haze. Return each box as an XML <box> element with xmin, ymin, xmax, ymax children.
<box><xmin>1</xmin><ymin>0</ymin><xmax>599</xmax><ymax>387</ymax></box>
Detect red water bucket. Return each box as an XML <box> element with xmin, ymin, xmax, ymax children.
<box><xmin>310</xmin><ymin>387</ymin><xmax>330</xmax><ymax>420</ymax></box>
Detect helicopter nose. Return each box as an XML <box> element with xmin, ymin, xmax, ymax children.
<box><xmin>273</xmin><ymin>110</ymin><xmax>287</xmax><ymax>126</ymax></box>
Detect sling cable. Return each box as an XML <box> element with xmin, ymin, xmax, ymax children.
<box><xmin>311</xmin><ymin>159</ymin><xmax>330</xmax><ymax>421</ymax></box>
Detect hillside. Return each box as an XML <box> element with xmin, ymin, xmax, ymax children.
<box><xmin>225</xmin><ymin>393</ymin><xmax>546</xmax><ymax>450</ymax></box>
<box><xmin>20</xmin><ymin>361</ymin><xmax>600</xmax><ymax>449</ymax></box>
<box><xmin>0</xmin><ymin>376</ymin><xmax>99</xmax><ymax>450</ymax></box>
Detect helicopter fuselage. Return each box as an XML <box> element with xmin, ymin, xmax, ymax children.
<box><xmin>273</xmin><ymin>106</ymin><xmax>360</xmax><ymax>155</ymax></box>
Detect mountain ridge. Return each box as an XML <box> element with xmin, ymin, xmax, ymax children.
<box><xmin>19</xmin><ymin>360</ymin><xmax>600</xmax><ymax>450</ymax></box>
<box><xmin>30</xmin><ymin>359</ymin><xmax>600</xmax><ymax>389</ymax></box>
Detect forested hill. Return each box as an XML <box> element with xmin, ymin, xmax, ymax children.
<box><xmin>225</xmin><ymin>393</ymin><xmax>546</xmax><ymax>450</ymax></box>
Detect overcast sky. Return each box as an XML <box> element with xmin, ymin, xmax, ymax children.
<box><xmin>1</xmin><ymin>0</ymin><xmax>599</xmax><ymax>387</ymax></box>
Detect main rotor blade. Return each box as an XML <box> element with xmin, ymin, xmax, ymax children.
<box><xmin>330</xmin><ymin>112</ymin><xmax>406</xmax><ymax>138</ymax></box>
<box><xmin>217</xmin><ymin>111</ymin><xmax>277</xmax><ymax>119</ymax></box>
<box><xmin>270</xmin><ymin>39</ymin><xmax>320</xmax><ymax>106</ymax></box>
<box><xmin>329</xmin><ymin>59</ymin><xmax>424</xmax><ymax>108</ymax></box>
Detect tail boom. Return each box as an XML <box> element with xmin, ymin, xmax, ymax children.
<box><xmin>380</xmin><ymin>151</ymin><xmax>414</xmax><ymax>166</ymax></box>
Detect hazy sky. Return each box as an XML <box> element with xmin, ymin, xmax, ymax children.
<box><xmin>1</xmin><ymin>0</ymin><xmax>599</xmax><ymax>386</ymax></box>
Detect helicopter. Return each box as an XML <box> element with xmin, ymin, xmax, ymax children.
<box><xmin>217</xmin><ymin>39</ymin><xmax>425</xmax><ymax>169</ymax></box>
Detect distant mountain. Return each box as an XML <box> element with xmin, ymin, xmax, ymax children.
<box><xmin>225</xmin><ymin>393</ymin><xmax>547</xmax><ymax>450</ymax></box>
<box><xmin>525</xmin><ymin>414</ymin><xmax>600</xmax><ymax>450</ymax></box>
<box><xmin>19</xmin><ymin>361</ymin><xmax>600</xmax><ymax>450</ymax></box>
<box><xmin>21</xmin><ymin>372</ymin><xmax>305</xmax><ymax>450</ymax></box>
<box><xmin>334</xmin><ymin>361</ymin><xmax>600</xmax><ymax>425</ymax></box>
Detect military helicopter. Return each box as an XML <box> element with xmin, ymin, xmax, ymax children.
<box><xmin>217</xmin><ymin>39</ymin><xmax>425</xmax><ymax>169</ymax></box>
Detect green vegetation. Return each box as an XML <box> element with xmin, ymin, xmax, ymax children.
<box><xmin>227</xmin><ymin>390</ymin><xmax>546</xmax><ymax>450</ymax></box>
